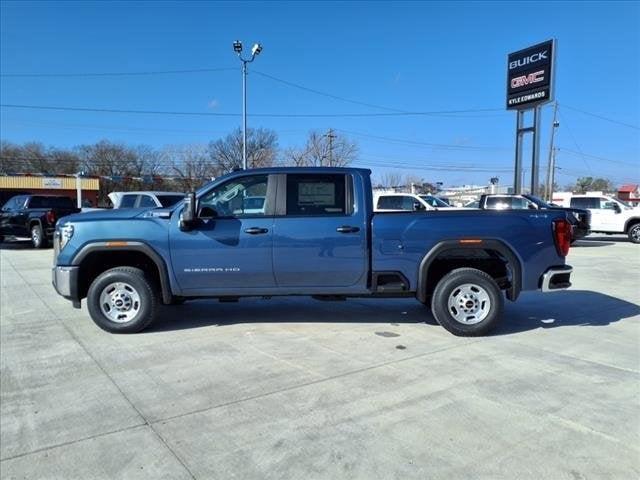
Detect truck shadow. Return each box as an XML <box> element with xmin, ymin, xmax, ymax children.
<box><xmin>149</xmin><ymin>290</ymin><xmax>639</xmax><ymax>335</ymax></box>
<box><xmin>580</xmin><ymin>235</ymin><xmax>631</xmax><ymax>244</ymax></box>
<box><xmin>0</xmin><ymin>239</ymin><xmax>35</xmax><ymax>250</ymax></box>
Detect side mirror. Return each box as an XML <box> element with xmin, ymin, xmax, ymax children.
<box><xmin>179</xmin><ymin>192</ymin><xmax>196</xmax><ymax>231</ymax></box>
<box><xmin>413</xmin><ymin>201</ymin><xmax>426</xmax><ymax>211</ymax></box>
<box><xmin>613</xmin><ymin>203</ymin><xmax>622</xmax><ymax>214</ymax></box>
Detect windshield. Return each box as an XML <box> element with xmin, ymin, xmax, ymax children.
<box><xmin>157</xmin><ymin>194</ymin><xmax>185</xmax><ymax>208</ymax></box>
<box><xmin>616</xmin><ymin>198</ymin><xmax>632</xmax><ymax>208</ymax></box>
<box><xmin>525</xmin><ymin>195</ymin><xmax>552</xmax><ymax>208</ymax></box>
<box><xmin>420</xmin><ymin>195</ymin><xmax>449</xmax><ymax>208</ymax></box>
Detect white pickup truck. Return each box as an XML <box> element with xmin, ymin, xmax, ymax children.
<box><xmin>555</xmin><ymin>194</ymin><xmax>640</xmax><ymax>243</ymax></box>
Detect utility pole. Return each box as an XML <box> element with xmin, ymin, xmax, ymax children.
<box><xmin>233</xmin><ymin>40</ymin><xmax>263</xmax><ymax>170</ymax></box>
<box><xmin>549</xmin><ymin>147</ymin><xmax>558</xmax><ymax>202</ymax></box>
<box><xmin>544</xmin><ymin>101</ymin><xmax>559</xmax><ymax>201</ymax></box>
<box><xmin>325</xmin><ymin>128</ymin><xmax>336</xmax><ymax>167</ymax></box>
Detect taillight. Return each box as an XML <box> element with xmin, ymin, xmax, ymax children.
<box><xmin>46</xmin><ymin>210</ymin><xmax>56</xmax><ymax>224</ymax></box>
<box><xmin>553</xmin><ymin>219</ymin><xmax>571</xmax><ymax>257</ymax></box>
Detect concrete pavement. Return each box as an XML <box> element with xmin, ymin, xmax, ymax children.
<box><xmin>1</xmin><ymin>235</ymin><xmax>639</xmax><ymax>479</ymax></box>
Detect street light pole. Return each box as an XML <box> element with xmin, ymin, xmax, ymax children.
<box><xmin>233</xmin><ymin>40</ymin><xmax>263</xmax><ymax>170</ymax></box>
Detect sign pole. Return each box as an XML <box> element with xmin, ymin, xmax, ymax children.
<box><xmin>530</xmin><ymin>106</ymin><xmax>542</xmax><ymax>195</ymax></box>
<box><xmin>513</xmin><ymin>110</ymin><xmax>524</xmax><ymax>194</ymax></box>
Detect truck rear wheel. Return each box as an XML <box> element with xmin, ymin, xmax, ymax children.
<box><xmin>87</xmin><ymin>267</ymin><xmax>158</xmax><ymax>333</ymax></box>
<box><xmin>430</xmin><ymin>268</ymin><xmax>503</xmax><ymax>336</ymax></box>
<box><xmin>628</xmin><ymin>223</ymin><xmax>640</xmax><ymax>244</ymax></box>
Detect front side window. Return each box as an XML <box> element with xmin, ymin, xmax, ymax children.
<box><xmin>401</xmin><ymin>196</ymin><xmax>417</xmax><ymax>211</ymax></box>
<box><xmin>120</xmin><ymin>195</ymin><xmax>138</xmax><ymax>208</ymax></box>
<box><xmin>600</xmin><ymin>198</ymin><xmax>618</xmax><ymax>210</ymax></box>
<box><xmin>199</xmin><ymin>175</ymin><xmax>268</xmax><ymax>217</ymax></box>
<box><xmin>286</xmin><ymin>174</ymin><xmax>347</xmax><ymax>216</ymax></box>
<box><xmin>138</xmin><ymin>195</ymin><xmax>157</xmax><ymax>208</ymax></box>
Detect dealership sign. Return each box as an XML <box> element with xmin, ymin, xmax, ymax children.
<box><xmin>506</xmin><ymin>39</ymin><xmax>555</xmax><ymax>110</ymax></box>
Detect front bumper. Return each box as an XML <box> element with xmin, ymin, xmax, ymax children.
<box><xmin>540</xmin><ymin>265</ymin><xmax>573</xmax><ymax>292</ymax></box>
<box><xmin>52</xmin><ymin>266</ymin><xmax>80</xmax><ymax>305</ymax></box>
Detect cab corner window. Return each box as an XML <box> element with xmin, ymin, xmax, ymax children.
<box><xmin>199</xmin><ymin>174</ymin><xmax>269</xmax><ymax>218</ymax></box>
<box><xmin>286</xmin><ymin>174</ymin><xmax>348</xmax><ymax>216</ymax></box>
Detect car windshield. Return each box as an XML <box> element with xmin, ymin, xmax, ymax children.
<box><xmin>157</xmin><ymin>194</ymin><xmax>185</xmax><ymax>208</ymax></box>
<box><xmin>525</xmin><ymin>195</ymin><xmax>552</xmax><ymax>208</ymax></box>
<box><xmin>420</xmin><ymin>195</ymin><xmax>449</xmax><ymax>208</ymax></box>
<box><xmin>616</xmin><ymin>198</ymin><xmax>632</xmax><ymax>208</ymax></box>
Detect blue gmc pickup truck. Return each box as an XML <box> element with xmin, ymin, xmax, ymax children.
<box><xmin>52</xmin><ymin>167</ymin><xmax>573</xmax><ymax>336</ymax></box>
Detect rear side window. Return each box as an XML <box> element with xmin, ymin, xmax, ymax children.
<box><xmin>137</xmin><ymin>195</ymin><xmax>156</xmax><ymax>208</ymax></box>
<box><xmin>286</xmin><ymin>174</ymin><xmax>347</xmax><ymax>216</ymax></box>
<box><xmin>28</xmin><ymin>196</ymin><xmax>75</xmax><ymax>208</ymax></box>
<box><xmin>570</xmin><ymin>197</ymin><xmax>598</xmax><ymax>209</ymax></box>
<box><xmin>485</xmin><ymin>197</ymin><xmax>510</xmax><ymax>209</ymax></box>
<box><xmin>157</xmin><ymin>195</ymin><xmax>184</xmax><ymax>207</ymax></box>
<box><xmin>119</xmin><ymin>195</ymin><xmax>138</xmax><ymax>208</ymax></box>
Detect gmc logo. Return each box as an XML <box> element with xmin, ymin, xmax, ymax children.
<box><xmin>510</xmin><ymin>70</ymin><xmax>545</xmax><ymax>89</ymax></box>
<box><xmin>509</xmin><ymin>51</ymin><xmax>548</xmax><ymax>70</ymax></box>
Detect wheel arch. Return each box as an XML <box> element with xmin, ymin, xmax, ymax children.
<box><xmin>624</xmin><ymin>217</ymin><xmax>640</xmax><ymax>233</ymax></box>
<box><xmin>71</xmin><ymin>241</ymin><xmax>173</xmax><ymax>304</ymax></box>
<box><xmin>416</xmin><ymin>239</ymin><xmax>522</xmax><ymax>304</ymax></box>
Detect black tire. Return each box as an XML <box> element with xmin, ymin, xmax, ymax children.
<box><xmin>86</xmin><ymin>267</ymin><xmax>158</xmax><ymax>333</ymax></box>
<box><xmin>430</xmin><ymin>268</ymin><xmax>504</xmax><ymax>337</ymax></box>
<box><xmin>31</xmin><ymin>224</ymin><xmax>47</xmax><ymax>248</ymax></box>
<box><xmin>628</xmin><ymin>223</ymin><xmax>640</xmax><ymax>244</ymax></box>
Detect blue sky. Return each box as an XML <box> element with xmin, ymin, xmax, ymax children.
<box><xmin>1</xmin><ymin>0</ymin><xmax>638</xmax><ymax>188</ymax></box>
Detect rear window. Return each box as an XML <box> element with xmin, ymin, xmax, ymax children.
<box><xmin>570</xmin><ymin>197</ymin><xmax>599</xmax><ymax>209</ymax></box>
<box><xmin>28</xmin><ymin>196</ymin><xmax>75</xmax><ymax>209</ymax></box>
<box><xmin>157</xmin><ymin>194</ymin><xmax>185</xmax><ymax>208</ymax></box>
<box><xmin>286</xmin><ymin>174</ymin><xmax>347</xmax><ymax>216</ymax></box>
<box><xmin>377</xmin><ymin>196</ymin><xmax>414</xmax><ymax>210</ymax></box>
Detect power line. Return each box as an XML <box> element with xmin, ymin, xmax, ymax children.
<box><xmin>560</xmin><ymin>103</ymin><xmax>640</xmax><ymax>131</ymax></box>
<box><xmin>0</xmin><ymin>67</ymin><xmax>236</xmax><ymax>78</ymax></box>
<box><xmin>557</xmin><ymin>147</ymin><xmax>638</xmax><ymax>167</ymax></box>
<box><xmin>557</xmin><ymin>107</ymin><xmax>593</xmax><ymax>175</ymax></box>
<box><xmin>0</xmin><ymin>103</ymin><xmax>506</xmax><ymax>118</ymax></box>
<box><xmin>338</xmin><ymin>128</ymin><xmax>510</xmax><ymax>151</ymax></box>
<box><xmin>253</xmin><ymin>70</ymin><xmax>407</xmax><ymax>113</ymax></box>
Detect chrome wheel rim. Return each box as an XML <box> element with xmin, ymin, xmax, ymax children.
<box><xmin>31</xmin><ymin>228</ymin><xmax>40</xmax><ymax>245</ymax></box>
<box><xmin>632</xmin><ymin>225</ymin><xmax>640</xmax><ymax>242</ymax></box>
<box><xmin>99</xmin><ymin>282</ymin><xmax>141</xmax><ymax>323</ymax></box>
<box><xmin>447</xmin><ymin>283</ymin><xmax>491</xmax><ymax>325</ymax></box>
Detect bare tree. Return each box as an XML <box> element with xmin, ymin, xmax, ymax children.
<box><xmin>0</xmin><ymin>141</ymin><xmax>79</xmax><ymax>174</ymax></box>
<box><xmin>165</xmin><ymin>144</ymin><xmax>217</xmax><ymax>192</ymax></box>
<box><xmin>208</xmin><ymin>127</ymin><xmax>278</xmax><ymax>172</ymax></box>
<box><xmin>376</xmin><ymin>172</ymin><xmax>403</xmax><ymax>189</ymax></box>
<box><xmin>282</xmin><ymin>130</ymin><xmax>357</xmax><ymax>167</ymax></box>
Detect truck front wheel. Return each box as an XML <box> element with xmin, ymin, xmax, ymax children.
<box><xmin>628</xmin><ymin>223</ymin><xmax>640</xmax><ymax>244</ymax></box>
<box><xmin>430</xmin><ymin>268</ymin><xmax>504</xmax><ymax>336</ymax></box>
<box><xmin>87</xmin><ymin>267</ymin><xmax>158</xmax><ymax>333</ymax></box>
<box><xmin>31</xmin><ymin>224</ymin><xmax>47</xmax><ymax>248</ymax></box>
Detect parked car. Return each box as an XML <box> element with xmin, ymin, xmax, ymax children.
<box><xmin>555</xmin><ymin>194</ymin><xmax>639</xmax><ymax>244</ymax></box>
<box><xmin>478</xmin><ymin>194</ymin><xmax>591</xmax><ymax>242</ymax></box>
<box><xmin>0</xmin><ymin>195</ymin><xmax>80</xmax><ymax>247</ymax></box>
<box><xmin>108</xmin><ymin>191</ymin><xmax>185</xmax><ymax>209</ymax></box>
<box><xmin>52</xmin><ymin>167</ymin><xmax>574</xmax><ymax>337</ymax></box>
<box><xmin>374</xmin><ymin>192</ymin><xmax>456</xmax><ymax>212</ymax></box>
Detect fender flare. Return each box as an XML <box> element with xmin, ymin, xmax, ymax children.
<box><xmin>71</xmin><ymin>241</ymin><xmax>173</xmax><ymax>304</ymax></box>
<box><xmin>416</xmin><ymin>239</ymin><xmax>522</xmax><ymax>303</ymax></box>
<box><xmin>624</xmin><ymin>217</ymin><xmax>640</xmax><ymax>233</ymax></box>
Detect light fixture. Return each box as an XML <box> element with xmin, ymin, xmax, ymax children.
<box><xmin>233</xmin><ymin>40</ymin><xmax>243</xmax><ymax>53</ymax></box>
<box><xmin>251</xmin><ymin>43</ymin><xmax>262</xmax><ymax>56</ymax></box>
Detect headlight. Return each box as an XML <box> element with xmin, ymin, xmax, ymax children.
<box><xmin>59</xmin><ymin>223</ymin><xmax>74</xmax><ymax>250</ymax></box>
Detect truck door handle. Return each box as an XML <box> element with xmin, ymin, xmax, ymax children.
<box><xmin>244</xmin><ymin>227</ymin><xmax>269</xmax><ymax>235</ymax></box>
<box><xmin>336</xmin><ymin>225</ymin><xmax>360</xmax><ymax>233</ymax></box>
